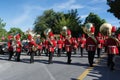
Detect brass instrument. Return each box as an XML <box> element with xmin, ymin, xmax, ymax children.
<box><xmin>83</xmin><ymin>23</ymin><xmax>93</xmax><ymax>36</ymax></box>
<box><xmin>100</xmin><ymin>23</ymin><xmax>120</xmax><ymax>46</ymax></box>
<box><xmin>44</xmin><ymin>28</ymin><xmax>51</xmax><ymax>37</ymax></box>
<box><xmin>83</xmin><ymin>23</ymin><xmax>97</xmax><ymax>44</ymax></box>
<box><xmin>100</xmin><ymin>23</ymin><xmax>112</xmax><ymax>36</ymax></box>
<box><xmin>61</xmin><ymin>26</ymin><xmax>68</xmax><ymax>36</ymax></box>
<box><xmin>32</xmin><ymin>45</ymin><xmax>37</xmax><ymax>51</ymax></box>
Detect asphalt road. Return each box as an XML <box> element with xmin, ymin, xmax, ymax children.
<box><xmin>0</xmin><ymin>50</ymin><xmax>119</xmax><ymax>80</ymax></box>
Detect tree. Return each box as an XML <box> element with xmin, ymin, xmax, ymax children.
<box><xmin>0</xmin><ymin>18</ymin><xmax>7</xmax><ymax>41</ymax></box>
<box><xmin>116</xmin><ymin>27</ymin><xmax>120</xmax><ymax>34</ymax></box>
<box><xmin>34</xmin><ymin>9</ymin><xmax>64</xmax><ymax>37</ymax></box>
<box><xmin>66</xmin><ymin>9</ymin><xmax>82</xmax><ymax>37</ymax></box>
<box><xmin>84</xmin><ymin>12</ymin><xmax>106</xmax><ymax>35</ymax></box>
<box><xmin>107</xmin><ymin>0</ymin><xmax>120</xmax><ymax>19</ymax></box>
<box><xmin>34</xmin><ymin>9</ymin><xmax>82</xmax><ymax>37</ymax></box>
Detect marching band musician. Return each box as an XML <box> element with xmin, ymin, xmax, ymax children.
<box><xmin>48</xmin><ymin>32</ymin><xmax>56</xmax><ymax>64</ymax></box>
<box><xmin>80</xmin><ymin>34</ymin><xmax>86</xmax><ymax>57</ymax></box>
<box><xmin>36</xmin><ymin>34</ymin><xmax>42</xmax><ymax>56</ymax></box>
<box><xmin>72</xmin><ymin>37</ymin><xmax>78</xmax><ymax>54</ymax></box>
<box><xmin>37</xmin><ymin>41</ymin><xmax>43</xmax><ymax>56</ymax></box>
<box><xmin>8</xmin><ymin>35</ymin><xmax>14</xmax><ymax>60</ymax></box>
<box><xmin>45</xmin><ymin>38</ymin><xmax>49</xmax><ymax>56</ymax></box>
<box><xmin>86</xmin><ymin>24</ymin><xmax>97</xmax><ymax>67</ymax></box>
<box><xmin>96</xmin><ymin>32</ymin><xmax>104</xmax><ymax>58</ymax></box>
<box><xmin>65</xmin><ymin>29</ymin><xmax>72</xmax><ymax>64</ymax></box>
<box><xmin>106</xmin><ymin>26</ymin><xmax>119</xmax><ymax>70</ymax></box>
<box><xmin>15</xmin><ymin>34</ymin><xmax>22</xmax><ymax>62</ymax></box>
<box><xmin>28</xmin><ymin>34</ymin><xmax>37</xmax><ymax>63</ymax></box>
<box><xmin>57</xmin><ymin>34</ymin><xmax>63</xmax><ymax>57</ymax></box>
<box><xmin>77</xmin><ymin>37</ymin><xmax>81</xmax><ymax>53</ymax></box>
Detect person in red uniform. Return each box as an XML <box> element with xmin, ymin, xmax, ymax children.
<box><xmin>57</xmin><ymin>35</ymin><xmax>63</xmax><ymax>57</ymax></box>
<box><xmin>37</xmin><ymin>42</ymin><xmax>42</xmax><ymax>56</ymax></box>
<box><xmin>72</xmin><ymin>37</ymin><xmax>78</xmax><ymax>54</ymax></box>
<box><xmin>65</xmin><ymin>29</ymin><xmax>72</xmax><ymax>64</ymax></box>
<box><xmin>28</xmin><ymin>34</ymin><xmax>37</xmax><ymax>63</ymax></box>
<box><xmin>45</xmin><ymin>39</ymin><xmax>49</xmax><ymax>56</ymax></box>
<box><xmin>77</xmin><ymin>37</ymin><xmax>81</xmax><ymax>52</ymax></box>
<box><xmin>15</xmin><ymin>34</ymin><xmax>22</xmax><ymax>62</ymax></box>
<box><xmin>86</xmin><ymin>26</ymin><xmax>97</xmax><ymax>67</ymax></box>
<box><xmin>96</xmin><ymin>33</ymin><xmax>104</xmax><ymax>58</ymax></box>
<box><xmin>80</xmin><ymin>34</ymin><xmax>86</xmax><ymax>57</ymax></box>
<box><xmin>117</xmin><ymin>34</ymin><xmax>120</xmax><ymax>55</ymax></box>
<box><xmin>8</xmin><ymin>35</ymin><xmax>14</xmax><ymax>60</ymax></box>
<box><xmin>106</xmin><ymin>26</ymin><xmax>119</xmax><ymax>70</ymax></box>
<box><xmin>48</xmin><ymin>32</ymin><xmax>56</xmax><ymax>64</ymax></box>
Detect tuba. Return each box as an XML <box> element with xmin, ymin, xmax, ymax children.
<box><xmin>100</xmin><ymin>23</ymin><xmax>112</xmax><ymax>36</ymax></box>
<box><xmin>83</xmin><ymin>23</ymin><xmax>97</xmax><ymax>43</ymax></box>
<box><xmin>83</xmin><ymin>23</ymin><xmax>94</xmax><ymax>36</ymax></box>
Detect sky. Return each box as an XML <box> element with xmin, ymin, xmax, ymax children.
<box><xmin>0</xmin><ymin>0</ymin><xmax>120</xmax><ymax>32</ymax></box>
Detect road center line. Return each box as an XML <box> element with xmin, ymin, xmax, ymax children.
<box><xmin>77</xmin><ymin>53</ymin><xmax>106</xmax><ymax>80</ymax></box>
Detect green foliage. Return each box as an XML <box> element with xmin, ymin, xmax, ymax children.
<box><xmin>116</xmin><ymin>27</ymin><xmax>120</xmax><ymax>34</ymax></box>
<box><xmin>34</xmin><ymin>9</ymin><xmax>82</xmax><ymax>37</ymax></box>
<box><xmin>34</xmin><ymin>9</ymin><xmax>64</xmax><ymax>36</ymax></box>
<box><xmin>84</xmin><ymin>12</ymin><xmax>106</xmax><ymax>35</ymax></box>
<box><xmin>107</xmin><ymin>0</ymin><xmax>120</xmax><ymax>19</ymax></box>
<box><xmin>0</xmin><ymin>18</ymin><xmax>6</xmax><ymax>29</ymax></box>
<box><xmin>65</xmin><ymin>9</ymin><xmax>82</xmax><ymax>37</ymax></box>
<box><xmin>0</xmin><ymin>18</ymin><xmax>7</xmax><ymax>41</ymax></box>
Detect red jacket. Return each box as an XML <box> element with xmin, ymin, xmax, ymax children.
<box><xmin>49</xmin><ymin>39</ymin><xmax>56</xmax><ymax>53</ymax></box>
<box><xmin>86</xmin><ymin>36</ymin><xmax>97</xmax><ymax>51</ymax></box>
<box><xmin>65</xmin><ymin>38</ymin><xmax>72</xmax><ymax>52</ymax></box>
<box><xmin>96</xmin><ymin>36</ymin><xmax>104</xmax><ymax>48</ymax></box>
<box><xmin>29</xmin><ymin>40</ymin><xmax>37</xmax><ymax>52</ymax></box>
<box><xmin>45</xmin><ymin>40</ymin><xmax>49</xmax><ymax>49</ymax></box>
<box><xmin>57</xmin><ymin>39</ymin><xmax>63</xmax><ymax>49</ymax></box>
<box><xmin>80</xmin><ymin>37</ymin><xmax>86</xmax><ymax>48</ymax></box>
<box><xmin>8</xmin><ymin>41</ymin><xmax>13</xmax><ymax>51</ymax></box>
<box><xmin>16</xmin><ymin>40</ymin><xmax>22</xmax><ymax>53</ymax></box>
<box><xmin>106</xmin><ymin>37</ymin><xmax>119</xmax><ymax>54</ymax></box>
<box><xmin>72</xmin><ymin>38</ymin><xmax>78</xmax><ymax>49</ymax></box>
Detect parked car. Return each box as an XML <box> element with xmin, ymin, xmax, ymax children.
<box><xmin>0</xmin><ymin>42</ymin><xmax>8</xmax><ymax>54</ymax></box>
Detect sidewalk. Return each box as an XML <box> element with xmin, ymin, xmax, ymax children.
<box><xmin>84</xmin><ymin>55</ymin><xmax>120</xmax><ymax>80</ymax></box>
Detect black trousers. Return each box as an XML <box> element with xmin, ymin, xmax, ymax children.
<box><xmin>30</xmin><ymin>51</ymin><xmax>34</xmax><ymax>63</ymax></box>
<box><xmin>67</xmin><ymin>51</ymin><xmax>72</xmax><ymax>64</ymax></box>
<box><xmin>80</xmin><ymin>47</ymin><xmax>83</xmax><ymax>57</ymax></box>
<box><xmin>97</xmin><ymin>48</ymin><xmax>101</xmax><ymax>58</ymax></box>
<box><xmin>16</xmin><ymin>52</ymin><xmax>21</xmax><ymax>61</ymax></box>
<box><xmin>57</xmin><ymin>48</ymin><xmax>62</xmax><ymax>57</ymax></box>
<box><xmin>105</xmin><ymin>46</ymin><xmax>107</xmax><ymax>53</ymax></box>
<box><xmin>8</xmin><ymin>51</ymin><xmax>14</xmax><ymax>60</ymax></box>
<box><xmin>48</xmin><ymin>52</ymin><xmax>53</xmax><ymax>64</ymax></box>
<box><xmin>38</xmin><ymin>49</ymin><xmax>42</xmax><ymax>56</ymax></box>
<box><xmin>107</xmin><ymin>54</ymin><xmax>115</xmax><ymax>70</ymax></box>
<box><xmin>88</xmin><ymin>51</ymin><xmax>95</xmax><ymax>66</ymax></box>
<box><xmin>45</xmin><ymin>49</ymin><xmax>48</xmax><ymax>56</ymax></box>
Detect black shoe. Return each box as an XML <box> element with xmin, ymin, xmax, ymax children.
<box><xmin>90</xmin><ymin>64</ymin><xmax>93</xmax><ymax>67</ymax></box>
<box><xmin>67</xmin><ymin>60</ymin><xmax>72</xmax><ymax>64</ymax></box>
